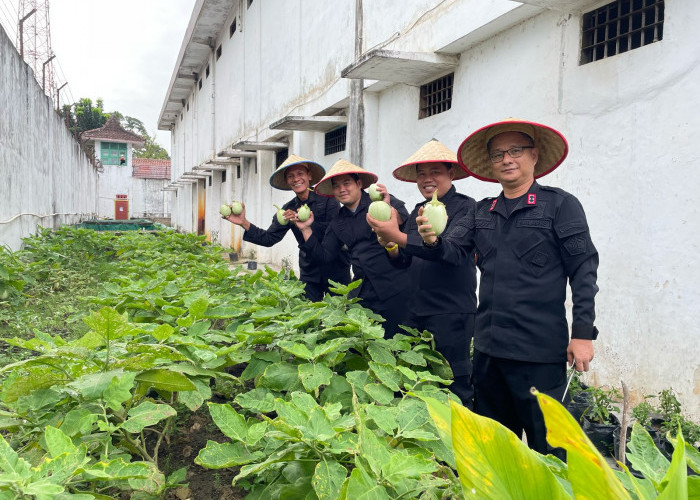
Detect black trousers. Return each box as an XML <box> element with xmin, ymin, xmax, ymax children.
<box><xmin>472</xmin><ymin>351</ymin><xmax>566</xmax><ymax>456</ymax></box>
<box><xmin>404</xmin><ymin>312</ymin><xmax>474</xmax><ymax>406</ymax></box>
<box><xmin>303</xmin><ymin>280</ymin><xmax>325</xmax><ymax>302</ymax></box>
<box><xmin>359</xmin><ymin>288</ymin><xmax>411</xmax><ymax>338</ymax></box>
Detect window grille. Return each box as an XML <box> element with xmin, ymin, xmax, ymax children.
<box><xmin>324</xmin><ymin>126</ymin><xmax>347</xmax><ymax>156</ymax></box>
<box><xmin>276</xmin><ymin>148</ymin><xmax>289</xmax><ymax>167</ymax></box>
<box><xmin>222</xmin><ymin>170</ymin><xmax>226</xmax><ymax>183</ymax></box>
<box><xmin>216</xmin><ymin>45</ymin><xmax>222</xmax><ymax>60</ymax></box>
<box><xmin>230</xmin><ymin>18</ymin><xmax>237</xmax><ymax>37</ymax></box>
<box><xmin>419</xmin><ymin>73</ymin><xmax>454</xmax><ymax>119</ymax></box>
<box><xmin>100</xmin><ymin>142</ymin><xmax>127</xmax><ymax>165</ymax></box>
<box><xmin>581</xmin><ymin>0</ymin><xmax>664</xmax><ymax>64</ymax></box>
<box><xmin>198</xmin><ymin>79</ymin><xmax>202</xmax><ymax>90</ymax></box>
<box><xmin>206</xmin><ymin>65</ymin><xmax>210</xmax><ymax>78</ymax></box>
<box><xmin>237</xmin><ymin>165</ymin><xmax>241</xmax><ymax>179</ymax></box>
<box><xmin>208</xmin><ymin>176</ymin><xmax>212</xmax><ymax>186</ymax></box>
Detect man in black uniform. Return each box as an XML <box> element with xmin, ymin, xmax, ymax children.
<box><xmin>224</xmin><ymin>155</ymin><xmax>350</xmax><ymax>301</ymax></box>
<box><xmin>416</xmin><ymin>119</ymin><xmax>599</xmax><ymax>455</ymax></box>
<box><xmin>366</xmin><ymin>140</ymin><xmax>477</xmax><ymax>405</ymax></box>
<box><xmin>295</xmin><ymin>159</ymin><xmax>411</xmax><ymax>338</ymax></box>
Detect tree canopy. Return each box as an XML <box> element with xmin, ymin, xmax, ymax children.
<box><xmin>60</xmin><ymin>98</ymin><xmax>170</xmax><ymax>160</ymax></box>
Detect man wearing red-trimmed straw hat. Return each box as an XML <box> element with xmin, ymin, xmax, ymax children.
<box><xmin>294</xmin><ymin>159</ymin><xmax>411</xmax><ymax>338</ymax></box>
<box><xmin>366</xmin><ymin>139</ymin><xmax>477</xmax><ymax>406</ymax></box>
<box><xmin>223</xmin><ymin>155</ymin><xmax>350</xmax><ymax>301</ymax></box>
<box><xmin>416</xmin><ymin>119</ymin><xmax>599</xmax><ymax>456</ymax></box>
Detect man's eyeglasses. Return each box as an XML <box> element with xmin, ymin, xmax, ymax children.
<box><xmin>488</xmin><ymin>146</ymin><xmax>534</xmax><ymax>163</ymax></box>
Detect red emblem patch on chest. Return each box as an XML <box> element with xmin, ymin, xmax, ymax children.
<box><xmin>527</xmin><ymin>194</ymin><xmax>537</xmax><ymax>205</ymax></box>
<box><xmin>489</xmin><ymin>199</ymin><xmax>498</xmax><ymax>211</ymax></box>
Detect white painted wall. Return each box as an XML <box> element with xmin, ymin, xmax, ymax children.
<box><xmin>164</xmin><ymin>0</ymin><xmax>700</xmax><ymax>417</ymax></box>
<box><xmin>0</xmin><ymin>25</ymin><xmax>98</xmax><ymax>251</ymax></box>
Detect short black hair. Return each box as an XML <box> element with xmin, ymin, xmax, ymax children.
<box><xmin>331</xmin><ymin>173</ymin><xmax>360</xmax><ymax>186</ymax></box>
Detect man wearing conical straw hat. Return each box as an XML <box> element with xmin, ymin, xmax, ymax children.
<box><xmin>415</xmin><ymin>119</ymin><xmax>599</xmax><ymax>457</ymax></box>
<box><xmin>366</xmin><ymin>139</ymin><xmax>477</xmax><ymax>406</ymax></box>
<box><xmin>294</xmin><ymin>159</ymin><xmax>411</xmax><ymax>338</ymax></box>
<box><xmin>223</xmin><ymin>155</ymin><xmax>350</xmax><ymax>301</ymax></box>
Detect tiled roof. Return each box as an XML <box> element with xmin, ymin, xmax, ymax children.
<box><xmin>132</xmin><ymin>158</ymin><xmax>171</xmax><ymax>179</ymax></box>
<box><xmin>81</xmin><ymin>116</ymin><xmax>146</xmax><ymax>145</ymax></box>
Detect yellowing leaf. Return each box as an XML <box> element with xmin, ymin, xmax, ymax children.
<box><xmin>534</xmin><ymin>390</ymin><xmax>632</xmax><ymax>500</ymax></box>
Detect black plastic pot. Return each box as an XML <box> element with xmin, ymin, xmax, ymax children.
<box><xmin>247</xmin><ymin>261</ymin><xmax>257</xmax><ymax>270</ymax></box>
<box><xmin>567</xmin><ymin>391</ymin><xmax>593</xmax><ymax>424</ymax></box>
<box><xmin>582</xmin><ymin>413</ymin><xmax>620</xmax><ymax>457</ymax></box>
<box><xmin>612</xmin><ymin>426</ymin><xmax>653</xmax><ymax>478</ymax></box>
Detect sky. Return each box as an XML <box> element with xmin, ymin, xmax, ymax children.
<box><xmin>1</xmin><ymin>0</ymin><xmax>195</xmax><ymax>154</ymax></box>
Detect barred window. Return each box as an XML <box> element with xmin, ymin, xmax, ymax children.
<box><xmin>230</xmin><ymin>18</ymin><xmax>237</xmax><ymax>37</ymax></box>
<box><xmin>324</xmin><ymin>126</ymin><xmax>347</xmax><ymax>156</ymax></box>
<box><xmin>276</xmin><ymin>148</ymin><xmax>289</xmax><ymax>167</ymax></box>
<box><xmin>581</xmin><ymin>0</ymin><xmax>664</xmax><ymax>64</ymax></box>
<box><xmin>419</xmin><ymin>73</ymin><xmax>453</xmax><ymax>119</ymax></box>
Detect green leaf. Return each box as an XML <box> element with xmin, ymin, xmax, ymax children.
<box><xmin>208</xmin><ymin>403</ymin><xmax>248</xmax><ymax>443</ymax></box>
<box><xmin>302</xmin><ymin>407</ymin><xmax>336</xmax><ymax>442</ymax></box>
<box><xmin>135</xmin><ymin>369</ymin><xmax>196</xmax><ymax>392</ymax></box>
<box><xmin>626</xmin><ymin>423</ymin><xmax>671</xmax><ymax>486</ymax></box>
<box><xmin>177</xmin><ymin>377</ymin><xmax>211</xmax><ymax>411</ymax></box>
<box><xmin>363</xmin><ymin>383</ymin><xmax>395</xmax><ymax>405</ymax></box>
<box><xmin>82</xmin><ymin>458</ymin><xmax>151</xmax><ymax>480</ymax></box>
<box><xmin>103</xmin><ymin>371</ymin><xmax>137</xmax><ymax>411</ymax></box>
<box><xmin>44</xmin><ymin>426</ymin><xmax>76</xmax><ymax>457</ymax></box>
<box><xmin>398</xmin><ymin>350</ymin><xmax>427</xmax><ymax>367</ymax></box>
<box><xmin>259</xmin><ymin>362</ymin><xmax>301</xmax><ymax>392</ymax></box>
<box><xmin>313</xmin><ymin>460</ymin><xmax>347</xmax><ymax>500</ymax></box>
<box><xmin>278</xmin><ymin>341</ymin><xmax>313</xmax><ymax>361</ymax></box>
<box><xmin>299</xmin><ymin>363</ymin><xmax>333</xmax><ymax>392</ymax></box>
<box><xmin>312</xmin><ymin>338</ymin><xmax>352</xmax><ymax>361</ymax></box>
<box><xmin>367</xmin><ymin>345</ymin><xmax>396</xmax><ymax>367</ymax></box>
<box><xmin>186</xmin><ymin>294</ymin><xmax>210</xmax><ymax>320</ymax></box>
<box><xmin>83</xmin><ymin>306</ymin><xmax>138</xmax><ymax>341</ymax></box>
<box><xmin>365</xmin><ymin>405</ymin><xmax>398</xmax><ymax>435</ymax></box>
<box><xmin>0</xmin><ymin>433</ymin><xmax>31</xmax><ymax>477</ymax></box>
<box><xmin>247</xmin><ymin>421</ymin><xmax>268</xmax><ymax>446</ymax></box>
<box><xmin>235</xmin><ymin>388</ymin><xmax>276</xmax><ymax>414</ymax></box>
<box><xmin>121</xmin><ymin>402</ymin><xmax>176</xmax><ymax>433</ymax></box>
<box><xmin>345</xmin><ymin>461</ymin><xmax>391</xmax><ymax>500</ymax></box>
<box><xmin>68</xmin><ymin>369</ymin><xmax>127</xmax><ymax>401</ymax></box>
<box><xmin>657</xmin><ymin>430</ymin><xmax>687</xmax><ymax>500</ymax></box>
<box><xmin>275</xmin><ymin>400</ymin><xmax>309</xmax><ymax>428</ymax></box>
<box><xmin>396</xmin><ymin>398</ymin><xmax>437</xmax><ymax>441</ymax></box>
<box><xmin>15</xmin><ymin>387</ymin><xmax>64</xmax><ymax>412</ymax></box>
<box><xmin>368</xmin><ymin>362</ymin><xmax>401</xmax><ymax>392</ymax></box>
<box><xmin>60</xmin><ymin>408</ymin><xmax>98</xmax><ymax>437</ymax></box>
<box><xmin>151</xmin><ymin>323</ymin><xmax>175</xmax><ymax>342</ymax></box>
<box><xmin>381</xmin><ymin>452</ymin><xmax>437</xmax><ymax>483</ymax></box>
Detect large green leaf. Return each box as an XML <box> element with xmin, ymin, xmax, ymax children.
<box><xmin>313</xmin><ymin>460</ymin><xmax>347</xmax><ymax>500</ymax></box>
<box><xmin>195</xmin><ymin>440</ymin><xmax>265</xmax><ymax>469</ymax></box>
<box><xmin>135</xmin><ymin>369</ymin><xmax>195</xmax><ymax>392</ymax></box>
<box><xmin>234</xmin><ymin>388</ymin><xmax>276</xmax><ymax>414</ymax></box>
<box><xmin>365</xmin><ymin>404</ymin><xmax>398</xmax><ymax>435</ymax></box>
<box><xmin>367</xmin><ymin>345</ymin><xmax>396</xmax><ymax>367</ymax></box>
<box><xmin>345</xmin><ymin>461</ymin><xmax>391</xmax><ymax>500</ymax></box>
<box><xmin>535</xmin><ymin>390</ymin><xmax>630</xmax><ymax>500</ymax></box>
<box><xmin>120</xmin><ymin>402</ymin><xmax>176</xmax><ymax>433</ymax></box>
<box><xmin>395</xmin><ymin>398</ymin><xmax>438</xmax><ymax>441</ymax></box>
<box><xmin>43</xmin><ymin>426</ymin><xmax>75</xmax><ymax>457</ymax></box>
<box><xmin>259</xmin><ymin>362</ymin><xmax>301</xmax><ymax>392</ymax></box>
<box><xmin>299</xmin><ymin>363</ymin><xmax>333</xmax><ymax>392</ymax></box>
<box><xmin>208</xmin><ymin>403</ymin><xmax>248</xmax><ymax>443</ymax></box>
<box><xmin>302</xmin><ymin>407</ymin><xmax>336</xmax><ymax>443</ymax></box>
<box><xmin>657</xmin><ymin>430</ymin><xmax>687</xmax><ymax>500</ymax></box>
<box><xmin>68</xmin><ymin>369</ymin><xmax>127</xmax><ymax>401</ymax></box>
<box><xmin>277</xmin><ymin>341</ymin><xmax>313</xmax><ymax>361</ymax></box>
<box><xmin>381</xmin><ymin>451</ymin><xmax>436</xmax><ymax>484</ymax></box>
<box><xmin>0</xmin><ymin>433</ymin><xmax>31</xmax><ymax>477</ymax></box>
<box><xmin>450</xmin><ymin>399</ymin><xmax>570</xmax><ymax>499</ymax></box>
<box><xmin>83</xmin><ymin>306</ymin><xmax>139</xmax><ymax>341</ymax></box>
<box><xmin>627</xmin><ymin>423</ymin><xmax>670</xmax><ymax>486</ymax></box>
<box><xmin>103</xmin><ymin>371</ymin><xmax>137</xmax><ymax>411</ymax></box>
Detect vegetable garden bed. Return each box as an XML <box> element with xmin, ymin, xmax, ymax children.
<box><xmin>0</xmin><ymin>227</ymin><xmax>698</xmax><ymax>499</ymax></box>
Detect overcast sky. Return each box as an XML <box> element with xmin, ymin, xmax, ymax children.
<box><xmin>48</xmin><ymin>0</ymin><xmax>195</xmax><ymax>153</ymax></box>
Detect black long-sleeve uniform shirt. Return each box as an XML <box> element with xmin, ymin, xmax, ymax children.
<box><xmin>421</xmin><ymin>182</ymin><xmax>599</xmax><ymax>363</ymax></box>
<box><xmin>389</xmin><ymin>185</ymin><xmax>478</xmax><ymax>316</ymax></box>
<box><xmin>301</xmin><ymin>191</ymin><xmax>410</xmax><ymax>301</ymax></box>
<box><xmin>243</xmin><ymin>191</ymin><xmax>350</xmax><ymax>285</ymax></box>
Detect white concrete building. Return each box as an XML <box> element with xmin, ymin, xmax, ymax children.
<box><xmin>158</xmin><ymin>0</ymin><xmax>700</xmax><ymax>417</ymax></box>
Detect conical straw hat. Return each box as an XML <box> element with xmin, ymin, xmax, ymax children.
<box><xmin>314</xmin><ymin>159</ymin><xmax>378</xmax><ymax>197</ymax></box>
<box><xmin>268</xmin><ymin>154</ymin><xmax>326</xmax><ymax>190</ymax></box>
<box><xmin>392</xmin><ymin>139</ymin><xmax>468</xmax><ymax>182</ymax></box>
<box><xmin>457</xmin><ymin>118</ymin><xmax>568</xmax><ymax>183</ymax></box>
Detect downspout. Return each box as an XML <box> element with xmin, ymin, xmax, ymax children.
<box><xmin>349</xmin><ymin>0</ymin><xmax>364</xmax><ymax>165</ymax></box>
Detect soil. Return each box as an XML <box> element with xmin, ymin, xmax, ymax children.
<box><xmin>160</xmin><ymin>405</ymin><xmax>247</xmax><ymax>500</ymax></box>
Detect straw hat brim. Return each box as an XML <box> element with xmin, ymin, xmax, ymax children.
<box><xmin>457</xmin><ymin>119</ymin><xmax>568</xmax><ymax>183</ymax></box>
<box><xmin>393</xmin><ymin>139</ymin><xmax>469</xmax><ymax>182</ymax></box>
<box><xmin>269</xmin><ymin>155</ymin><xmax>326</xmax><ymax>190</ymax></box>
<box><xmin>314</xmin><ymin>159</ymin><xmax>378</xmax><ymax>197</ymax></box>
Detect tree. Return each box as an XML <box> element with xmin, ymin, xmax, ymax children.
<box><xmin>59</xmin><ymin>99</ymin><xmax>170</xmax><ymax>160</ymax></box>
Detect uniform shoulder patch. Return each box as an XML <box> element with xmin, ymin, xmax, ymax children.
<box><xmin>563</xmin><ymin>234</ymin><xmax>587</xmax><ymax>255</ymax></box>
